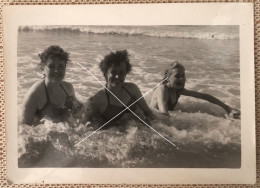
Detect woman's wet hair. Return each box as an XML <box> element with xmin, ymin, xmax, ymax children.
<box><xmin>39</xmin><ymin>45</ymin><xmax>70</xmax><ymax>70</ymax></box>
<box><xmin>162</xmin><ymin>61</ymin><xmax>185</xmax><ymax>84</ymax></box>
<box><xmin>99</xmin><ymin>50</ymin><xmax>132</xmax><ymax>80</ymax></box>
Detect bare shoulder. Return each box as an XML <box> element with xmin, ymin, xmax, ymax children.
<box><xmin>27</xmin><ymin>80</ymin><xmax>45</xmax><ymax>97</ymax></box>
<box><xmin>62</xmin><ymin>81</ymin><xmax>73</xmax><ymax>88</ymax></box>
<box><xmin>123</xmin><ymin>82</ymin><xmax>142</xmax><ymax>97</ymax></box>
<box><xmin>31</xmin><ymin>80</ymin><xmax>44</xmax><ymax>89</ymax></box>
<box><xmin>61</xmin><ymin>81</ymin><xmax>74</xmax><ymax>95</ymax></box>
<box><xmin>153</xmin><ymin>84</ymin><xmax>166</xmax><ymax>94</ymax></box>
<box><xmin>22</xmin><ymin>80</ymin><xmax>45</xmax><ymax>107</ymax></box>
<box><xmin>124</xmin><ymin>82</ymin><xmax>139</xmax><ymax>91</ymax></box>
<box><xmin>88</xmin><ymin>89</ymin><xmax>107</xmax><ymax>105</ymax></box>
<box><xmin>158</xmin><ymin>84</ymin><xmax>166</xmax><ymax>91</ymax></box>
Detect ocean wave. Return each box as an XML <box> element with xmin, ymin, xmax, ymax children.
<box><xmin>18</xmin><ymin>26</ymin><xmax>239</xmax><ymax>40</ymax></box>
<box><xmin>18</xmin><ymin>110</ymin><xmax>240</xmax><ymax>168</ymax></box>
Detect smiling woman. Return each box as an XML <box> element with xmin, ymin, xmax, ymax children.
<box><xmin>150</xmin><ymin>61</ymin><xmax>240</xmax><ymax>118</ymax></box>
<box><xmin>20</xmin><ymin>45</ymin><xmax>83</xmax><ymax>125</ymax></box>
<box><xmin>83</xmin><ymin>50</ymin><xmax>154</xmax><ymax>126</ymax></box>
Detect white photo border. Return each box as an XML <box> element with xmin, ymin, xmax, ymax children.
<box><xmin>3</xmin><ymin>3</ymin><xmax>255</xmax><ymax>184</ymax></box>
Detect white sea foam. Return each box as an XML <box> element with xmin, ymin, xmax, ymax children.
<box><xmin>18</xmin><ymin>109</ymin><xmax>240</xmax><ymax>168</ymax></box>
<box><xmin>19</xmin><ymin>25</ymin><xmax>239</xmax><ymax>40</ymax></box>
<box><xmin>17</xmin><ymin>25</ymin><xmax>241</xmax><ymax>168</ymax></box>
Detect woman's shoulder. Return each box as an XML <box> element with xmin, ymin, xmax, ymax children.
<box><xmin>27</xmin><ymin>80</ymin><xmax>45</xmax><ymax>96</ymax></box>
<box><xmin>61</xmin><ymin>81</ymin><xmax>74</xmax><ymax>95</ymax></box>
<box><xmin>61</xmin><ymin>81</ymin><xmax>73</xmax><ymax>87</ymax></box>
<box><xmin>88</xmin><ymin>89</ymin><xmax>107</xmax><ymax>104</ymax></box>
<box><xmin>153</xmin><ymin>84</ymin><xmax>166</xmax><ymax>93</ymax></box>
<box><xmin>158</xmin><ymin>84</ymin><xmax>166</xmax><ymax>90</ymax></box>
<box><xmin>22</xmin><ymin>80</ymin><xmax>45</xmax><ymax>106</ymax></box>
<box><xmin>124</xmin><ymin>82</ymin><xmax>139</xmax><ymax>90</ymax></box>
<box><xmin>123</xmin><ymin>83</ymin><xmax>141</xmax><ymax>96</ymax></box>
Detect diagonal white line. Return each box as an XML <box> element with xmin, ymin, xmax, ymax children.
<box><xmin>74</xmin><ymin>72</ymin><xmax>168</xmax><ymax>146</ymax></box>
<box><xmin>76</xmin><ymin>63</ymin><xmax>177</xmax><ymax>148</ymax></box>
<box><xmin>74</xmin><ymin>75</ymin><xmax>168</xmax><ymax>147</ymax></box>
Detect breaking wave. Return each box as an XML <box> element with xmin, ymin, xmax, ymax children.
<box><xmin>18</xmin><ymin>109</ymin><xmax>241</xmax><ymax>168</ymax></box>
<box><xmin>18</xmin><ymin>25</ymin><xmax>239</xmax><ymax>40</ymax></box>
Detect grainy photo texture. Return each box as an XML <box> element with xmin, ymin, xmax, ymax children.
<box><xmin>17</xmin><ymin>25</ymin><xmax>241</xmax><ymax>168</ymax></box>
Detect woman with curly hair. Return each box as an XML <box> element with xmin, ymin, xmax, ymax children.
<box><xmin>84</xmin><ymin>50</ymin><xmax>154</xmax><ymax>125</ymax></box>
<box><xmin>150</xmin><ymin>61</ymin><xmax>240</xmax><ymax>118</ymax></box>
<box><xmin>21</xmin><ymin>45</ymin><xmax>82</xmax><ymax>125</ymax></box>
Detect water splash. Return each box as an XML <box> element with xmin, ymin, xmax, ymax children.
<box><xmin>18</xmin><ymin>110</ymin><xmax>240</xmax><ymax>168</ymax></box>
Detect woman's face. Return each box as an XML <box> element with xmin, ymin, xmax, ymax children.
<box><xmin>44</xmin><ymin>56</ymin><xmax>66</xmax><ymax>83</ymax></box>
<box><xmin>106</xmin><ymin>61</ymin><xmax>127</xmax><ymax>88</ymax></box>
<box><xmin>167</xmin><ymin>67</ymin><xmax>186</xmax><ymax>89</ymax></box>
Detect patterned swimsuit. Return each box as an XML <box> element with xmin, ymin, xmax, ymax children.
<box><xmin>35</xmin><ymin>81</ymin><xmax>75</xmax><ymax>123</ymax></box>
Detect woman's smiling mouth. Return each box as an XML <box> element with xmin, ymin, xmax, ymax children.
<box><xmin>52</xmin><ymin>74</ymin><xmax>63</xmax><ymax>78</ymax></box>
<box><xmin>113</xmin><ymin>79</ymin><xmax>122</xmax><ymax>83</ymax></box>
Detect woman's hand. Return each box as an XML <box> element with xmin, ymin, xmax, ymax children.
<box><xmin>162</xmin><ymin>112</ymin><xmax>170</xmax><ymax>116</ymax></box>
<box><xmin>227</xmin><ymin>108</ymin><xmax>240</xmax><ymax>119</ymax></box>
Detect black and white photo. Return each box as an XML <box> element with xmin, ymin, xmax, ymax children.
<box><xmin>4</xmin><ymin>4</ymin><xmax>255</xmax><ymax>184</ymax></box>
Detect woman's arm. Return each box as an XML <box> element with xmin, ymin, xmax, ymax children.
<box><xmin>21</xmin><ymin>86</ymin><xmax>39</xmax><ymax>125</ymax></box>
<box><xmin>181</xmin><ymin>88</ymin><xmax>240</xmax><ymax>118</ymax></box>
<box><xmin>82</xmin><ymin>96</ymin><xmax>99</xmax><ymax>123</ymax></box>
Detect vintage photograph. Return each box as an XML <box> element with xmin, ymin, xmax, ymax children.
<box><xmin>17</xmin><ymin>25</ymin><xmax>241</xmax><ymax>168</ymax></box>
<box><xmin>4</xmin><ymin>4</ymin><xmax>254</xmax><ymax>184</ymax></box>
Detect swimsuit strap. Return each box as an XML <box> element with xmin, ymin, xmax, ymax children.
<box><xmin>166</xmin><ymin>85</ymin><xmax>181</xmax><ymax>111</ymax></box>
<box><xmin>167</xmin><ymin>85</ymin><xmax>171</xmax><ymax>96</ymax></box>
<box><xmin>105</xmin><ymin>85</ymin><xmax>134</xmax><ymax>106</ymax></box>
<box><xmin>105</xmin><ymin>88</ymin><xmax>111</xmax><ymax>105</ymax></box>
<box><xmin>36</xmin><ymin>80</ymin><xmax>76</xmax><ymax>122</ymax></box>
<box><xmin>165</xmin><ymin>85</ymin><xmax>175</xmax><ymax>110</ymax></box>
<box><xmin>60</xmin><ymin>83</ymin><xmax>69</xmax><ymax>97</ymax></box>
<box><xmin>100</xmin><ymin>85</ymin><xmax>137</xmax><ymax>123</ymax></box>
<box><xmin>44</xmin><ymin>82</ymin><xmax>69</xmax><ymax>103</ymax></box>
<box><xmin>60</xmin><ymin>83</ymin><xmax>75</xmax><ymax>111</ymax></box>
<box><xmin>121</xmin><ymin>86</ymin><xmax>134</xmax><ymax>100</ymax></box>
<box><xmin>36</xmin><ymin>81</ymin><xmax>50</xmax><ymax>118</ymax></box>
<box><xmin>43</xmin><ymin>81</ymin><xmax>51</xmax><ymax>103</ymax></box>
<box><xmin>44</xmin><ymin>81</ymin><xmax>73</xmax><ymax>108</ymax></box>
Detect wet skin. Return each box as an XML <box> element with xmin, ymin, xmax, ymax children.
<box><xmin>150</xmin><ymin>67</ymin><xmax>240</xmax><ymax>119</ymax></box>
<box><xmin>83</xmin><ymin>61</ymin><xmax>154</xmax><ymax>123</ymax></box>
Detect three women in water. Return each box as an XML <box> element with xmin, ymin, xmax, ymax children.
<box><xmin>21</xmin><ymin>45</ymin><xmax>240</xmax><ymax>126</ymax></box>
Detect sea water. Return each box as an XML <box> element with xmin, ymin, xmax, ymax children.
<box><xmin>17</xmin><ymin>26</ymin><xmax>240</xmax><ymax>168</ymax></box>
